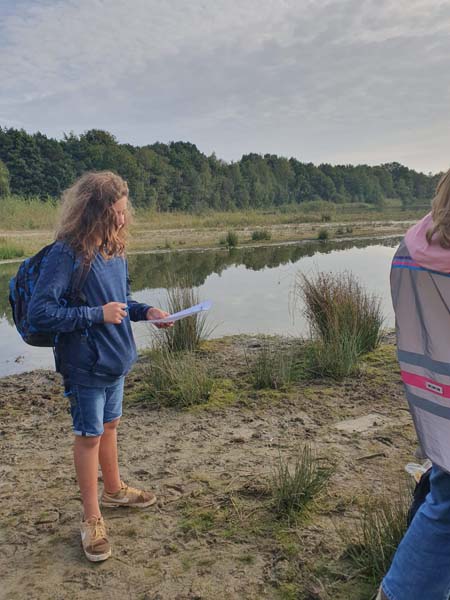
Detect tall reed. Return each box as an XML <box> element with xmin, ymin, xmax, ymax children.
<box><xmin>155</xmin><ymin>278</ymin><xmax>211</xmax><ymax>352</ymax></box>
<box><xmin>296</xmin><ymin>271</ymin><xmax>384</xmax><ymax>378</ymax></box>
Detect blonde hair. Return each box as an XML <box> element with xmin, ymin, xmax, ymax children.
<box><xmin>426</xmin><ymin>169</ymin><xmax>450</xmax><ymax>248</ymax></box>
<box><xmin>56</xmin><ymin>171</ymin><xmax>131</xmax><ymax>262</ymax></box>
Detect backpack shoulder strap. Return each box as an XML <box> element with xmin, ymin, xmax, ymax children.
<box><xmin>68</xmin><ymin>256</ymin><xmax>91</xmax><ymax>305</ymax></box>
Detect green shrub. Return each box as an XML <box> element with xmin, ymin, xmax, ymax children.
<box><xmin>271</xmin><ymin>445</ymin><xmax>330</xmax><ymax>520</ymax></box>
<box><xmin>321</xmin><ymin>213</ymin><xmax>332</xmax><ymax>222</ymax></box>
<box><xmin>317</xmin><ymin>228</ymin><xmax>329</xmax><ymax>241</ymax></box>
<box><xmin>225</xmin><ymin>231</ymin><xmax>239</xmax><ymax>247</ymax></box>
<box><xmin>141</xmin><ymin>350</ymin><xmax>214</xmax><ymax>408</ymax></box>
<box><xmin>251</xmin><ymin>229</ymin><xmax>272</xmax><ymax>241</ymax></box>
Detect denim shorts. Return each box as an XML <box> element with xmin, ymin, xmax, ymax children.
<box><xmin>64</xmin><ymin>378</ymin><xmax>124</xmax><ymax>437</ymax></box>
<box><xmin>382</xmin><ymin>465</ymin><xmax>450</xmax><ymax>600</ymax></box>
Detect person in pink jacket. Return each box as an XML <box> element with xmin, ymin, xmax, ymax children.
<box><xmin>379</xmin><ymin>169</ymin><xmax>450</xmax><ymax>599</ymax></box>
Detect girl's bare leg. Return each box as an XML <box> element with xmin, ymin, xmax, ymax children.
<box><xmin>74</xmin><ymin>435</ymin><xmax>101</xmax><ymax>519</ymax></box>
<box><xmin>99</xmin><ymin>418</ymin><xmax>121</xmax><ymax>494</ymax></box>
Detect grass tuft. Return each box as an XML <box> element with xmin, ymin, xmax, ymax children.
<box><xmin>296</xmin><ymin>271</ymin><xmax>384</xmax><ymax>379</ymax></box>
<box><xmin>271</xmin><ymin>445</ymin><xmax>331</xmax><ymax>520</ymax></box>
<box><xmin>155</xmin><ymin>279</ymin><xmax>212</xmax><ymax>352</ymax></box>
<box><xmin>247</xmin><ymin>338</ymin><xmax>296</xmax><ymax>389</ymax></box>
<box><xmin>251</xmin><ymin>229</ymin><xmax>272</xmax><ymax>241</ymax></box>
<box><xmin>302</xmin><ymin>337</ymin><xmax>361</xmax><ymax>379</ymax></box>
<box><xmin>141</xmin><ymin>350</ymin><xmax>214</xmax><ymax>408</ymax></box>
<box><xmin>225</xmin><ymin>230</ymin><xmax>239</xmax><ymax>247</ymax></box>
<box><xmin>341</xmin><ymin>486</ymin><xmax>411</xmax><ymax>586</ymax></box>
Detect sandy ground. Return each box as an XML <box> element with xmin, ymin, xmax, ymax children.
<box><xmin>0</xmin><ymin>336</ymin><xmax>417</xmax><ymax>600</ymax></box>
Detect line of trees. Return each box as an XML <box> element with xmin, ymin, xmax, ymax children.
<box><xmin>0</xmin><ymin>127</ymin><xmax>440</xmax><ymax>211</ymax></box>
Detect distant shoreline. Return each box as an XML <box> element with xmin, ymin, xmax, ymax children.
<box><xmin>0</xmin><ymin>211</ymin><xmax>416</xmax><ymax>264</ymax></box>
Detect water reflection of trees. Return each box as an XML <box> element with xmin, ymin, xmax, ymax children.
<box><xmin>0</xmin><ymin>237</ymin><xmax>401</xmax><ymax>322</ymax></box>
<box><xmin>127</xmin><ymin>237</ymin><xmax>401</xmax><ymax>291</ymax></box>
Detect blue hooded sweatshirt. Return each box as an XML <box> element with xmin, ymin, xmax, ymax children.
<box><xmin>28</xmin><ymin>241</ymin><xmax>151</xmax><ymax>386</ymax></box>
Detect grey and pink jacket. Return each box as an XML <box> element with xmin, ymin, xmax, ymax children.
<box><xmin>391</xmin><ymin>213</ymin><xmax>450</xmax><ymax>472</ymax></box>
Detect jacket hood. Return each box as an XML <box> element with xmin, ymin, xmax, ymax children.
<box><xmin>405</xmin><ymin>212</ymin><xmax>450</xmax><ymax>273</ymax></box>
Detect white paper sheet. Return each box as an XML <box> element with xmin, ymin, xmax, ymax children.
<box><xmin>148</xmin><ymin>300</ymin><xmax>212</xmax><ymax>324</ymax></box>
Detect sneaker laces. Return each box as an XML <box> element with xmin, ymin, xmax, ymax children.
<box><xmin>87</xmin><ymin>517</ymin><xmax>107</xmax><ymax>542</ymax></box>
<box><xmin>121</xmin><ymin>482</ymin><xmax>144</xmax><ymax>498</ymax></box>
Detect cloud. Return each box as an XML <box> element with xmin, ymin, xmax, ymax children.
<box><xmin>0</xmin><ymin>0</ymin><xmax>449</xmax><ymax>172</ymax></box>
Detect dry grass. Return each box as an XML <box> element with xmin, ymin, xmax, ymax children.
<box><xmin>0</xmin><ymin>194</ymin><xmax>427</xmax><ymax>233</ymax></box>
<box><xmin>0</xmin><ymin>238</ymin><xmax>24</xmax><ymax>259</ymax></box>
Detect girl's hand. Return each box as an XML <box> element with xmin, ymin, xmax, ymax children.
<box><xmin>103</xmin><ymin>302</ymin><xmax>128</xmax><ymax>324</ymax></box>
<box><xmin>146</xmin><ymin>307</ymin><xmax>174</xmax><ymax>329</ymax></box>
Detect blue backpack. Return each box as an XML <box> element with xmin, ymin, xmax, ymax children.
<box><xmin>9</xmin><ymin>243</ymin><xmax>90</xmax><ymax>347</ymax></box>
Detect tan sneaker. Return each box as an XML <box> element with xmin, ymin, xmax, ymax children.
<box><xmin>80</xmin><ymin>516</ymin><xmax>111</xmax><ymax>562</ymax></box>
<box><xmin>101</xmin><ymin>480</ymin><xmax>157</xmax><ymax>508</ymax></box>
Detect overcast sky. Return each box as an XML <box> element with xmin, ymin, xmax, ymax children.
<box><xmin>1</xmin><ymin>0</ymin><xmax>449</xmax><ymax>173</ymax></box>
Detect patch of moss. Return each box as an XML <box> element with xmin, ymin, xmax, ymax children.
<box><xmin>320</xmin><ymin>386</ymin><xmax>338</xmax><ymax>396</ymax></box>
<box><xmin>198</xmin><ymin>338</ymin><xmax>232</xmax><ymax>353</ymax></box>
<box><xmin>276</xmin><ymin>583</ymin><xmax>300</xmax><ymax>600</ymax></box>
<box><xmin>197</xmin><ymin>557</ymin><xmax>216</xmax><ymax>567</ymax></box>
<box><xmin>237</xmin><ymin>553</ymin><xmax>256</xmax><ymax>565</ymax></box>
<box><xmin>179</xmin><ymin>508</ymin><xmax>217</xmax><ymax>535</ymax></box>
<box><xmin>252</xmin><ymin>388</ymin><xmax>284</xmax><ymax>405</ymax></box>
<box><xmin>363</xmin><ymin>344</ymin><xmax>397</xmax><ymax>366</ymax></box>
<box><xmin>189</xmin><ymin>378</ymin><xmax>237</xmax><ymax>411</ymax></box>
<box><xmin>299</xmin><ymin>386</ymin><xmax>322</xmax><ymax>403</ymax></box>
<box><xmin>139</xmin><ymin>513</ymin><xmax>156</xmax><ymax>521</ymax></box>
<box><xmin>274</xmin><ymin>528</ymin><xmax>302</xmax><ymax>559</ymax></box>
<box><xmin>123</xmin><ymin>383</ymin><xmax>149</xmax><ymax>405</ymax></box>
<box><xmin>181</xmin><ymin>556</ymin><xmax>193</xmax><ymax>571</ymax></box>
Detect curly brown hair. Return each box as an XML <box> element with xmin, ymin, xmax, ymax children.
<box><xmin>426</xmin><ymin>169</ymin><xmax>450</xmax><ymax>248</ymax></box>
<box><xmin>56</xmin><ymin>171</ymin><xmax>131</xmax><ymax>262</ymax></box>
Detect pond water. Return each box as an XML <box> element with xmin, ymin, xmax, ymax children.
<box><xmin>0</xmin><ymin>236</ymin><xmax>401</xmax><ymax>377</ymax></box>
